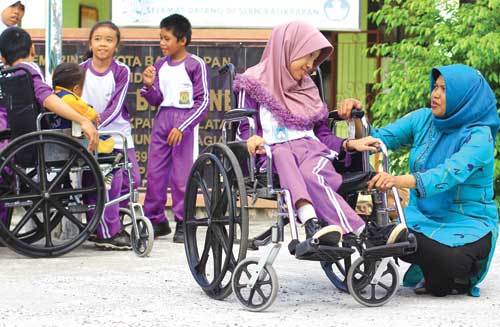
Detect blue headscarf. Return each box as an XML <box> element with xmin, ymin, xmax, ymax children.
<box><xmin>426</xmin><ymin>64</ymin><xmax>499</xmax><ymax>169</ymax></box>
<box><xmin>418</xmin><ymin>64</ymin><xmax>498</xmax><ymax>216</ymax></box>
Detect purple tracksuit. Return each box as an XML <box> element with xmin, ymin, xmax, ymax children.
<box><xmin>81</xmin><ymin>58</ymin><xmax>141</xmax><ymax>239</ymax></box>
<box><xmin>237</xmin><ymin>91</ymin><xmax>365</xmax><ymax>234</ymax></box>
<box><xmin>0</xmin><ymin>62</ymin><xmax>54</xmax><ymax>225</ymax></box>
<box><xmin>141</xmin><ymin>54</ymin><xmax>210</xmax><ymax>224</ymax></box>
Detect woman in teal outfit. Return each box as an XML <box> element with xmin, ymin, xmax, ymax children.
<box><xmin>340</xmin><ymin>64</ymin><xmax>499</xmax><ymax>297</ymax></box>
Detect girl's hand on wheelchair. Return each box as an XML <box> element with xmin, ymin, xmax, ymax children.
<box><xmin>81</xmin><ymin>119</ymin><xmax>98</xmax><ymax>151</ymax></box>
<box><xmin>368</xmin><ymin>172</ymin><xmax>397</xmax><ymax>192</ymax></box>
<box><xmin>345</xmin><ymin>136</ymin><xmax>381</xmax><ymax>152</ymax></box>
<box><xmin>338</xmin><ymin>98</ymin><xmax>362</xmax><ymax>119</ymax></box>
<box><xmin>94</xmin><ymin>114</ymin><xmax>101</xmax><ymax>126</ymax></box>
<box><xmin>247</xmin><ymin>135</ymin><xmax>266</xmax><ymax>155</ymax></box>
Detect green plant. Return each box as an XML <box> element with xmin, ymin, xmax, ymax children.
<box><xmin>368</xmin><ymin>0</ymin><xmax>500</xmax><ymax>204</ymax></box>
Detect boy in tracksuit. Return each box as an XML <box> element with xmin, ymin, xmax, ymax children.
<box><xmin>141</xmin><ymin>14</ymin><xmax>209</xmax><ymax>243</ymax></box>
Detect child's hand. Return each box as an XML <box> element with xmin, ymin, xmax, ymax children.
<box><xmin>143</xmin><ymin>66</ymin><xmax>156</xmax><ymax>88</ymax></box>
<box><xmin>80</xmin><ymin>119</ymin><xmax>99</xmax><ymax>151</ymax></box>
<box><xmin>247</xmin><ymin>135</ymin><xmax>266</xmax><ymax>155</ymax></box>
<box><xmin>338</xmin><ymin>98</ymin><xmax>362</xmax><ymax>119</ymax></box>
<box><xmin>345</xmin><ymin>136</ymin><xmax>381</xmax><ymax>152</ymax></box>
<box><xmin>167</xmin><ymin>128</ymin><xmax>183</xmax><ymax>146</ymax></box>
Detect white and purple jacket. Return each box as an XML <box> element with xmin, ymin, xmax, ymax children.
<box><xmin>140</xmin><ymin>54</ymin><xmax>209</xmax><ymax>133</ymax></box>
<box><xmin>81</xmin><ymin>58</ymin><xmax>132</xmax><ymax>149</ymax></box>
<box><xmin>234</xmin><ymin>76</ymin><xmax>352</xmax><ymax>166</ymax></box>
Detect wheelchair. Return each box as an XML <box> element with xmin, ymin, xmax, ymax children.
<box><xmin>0</xmin><ymin>65</ymin><xmax>154</xmax><ymax>258</ymax></box>
<box><xmin>183</xmin><ymin>64</ymin><xmax>417</xmax><ymax>310</ymax></box>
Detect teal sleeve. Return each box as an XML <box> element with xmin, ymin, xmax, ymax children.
<box><xmin>413</xmin><ymin>127</ymin><xmax>494</xmax><ymax>198</ymax></box>
<box><xmin>370</xmin><ymin>109</ymin><xmax>424</xmax><ymax>151</ymax></box>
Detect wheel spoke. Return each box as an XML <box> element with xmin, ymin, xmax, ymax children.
<box><xmin>42</xmin><ymin>201</ymin><xmax>53</xmax><ymax>247</ymax></box>
<box><xmin>255</xmin><ymin>286</ymin><xmax>269</xmax><ymax>301</ymax></box>
<box><xmin>0</xmin><ymin>192</ymin><xmax>41</xmax><ymax>203</ymax></box>
<box><xmin>370</xmin><ymin>284</ymin><xmax>377</xmax><ymax>300</ymax></box>
<box><xmin>47</xmin><ymin>198</ymin><xmax>85</xmax><ymax>231</ymax></box>
<box><xmin>11</xmin><ymin>198</ymin><xmax>44</xmax><ymax>235</ymax></box>
<box><xmin>195</xmin><ymin>228</ymin><xmax>212</xmax><ymax>274</ymax></box>
<box><xmin>211</xmin><ymin>223</ymin><xmax>238</xmax><ymax>270</ymax></box>
<box><xmin>36</xmin><ymin>144</ymin><xmax>48</xmax><ymax>191</ymax></box>
<box><xmin>243</xmin><ymin>266</ymin><xmax>252</xmax><ymax>279</ymax></box>
<box><xmin>212</xmin><ymin>238</ymin><xmax>223</xmax><ymax>280</ymax></box>
<box><xmin>48</xmin><ymin>153</ymin><xmax>77</xmax><ymax>192</ymax></box>
<box><xmin>247</xmin><ymin>287</ymin><xmax>256</xmax><ymax>305</ymax></box>
<box><xmin>377</xmin><ymin>281</ymin><xmax>391</xmax><ymax>291</ymax></box>
<box><xmin>184</xmin><ymin>217</ymin><xmax>210</xmax><ymax>227</ymax></box>
<box><xmin>51</xmin><ymin>187</ymin><xmax>97</xmax><ymax>198</ymax></box>
<box><xmin>5</xmin><ymin>163</ymin><xmax>40</xmax><ymax>193</ymax></box>
<box><xmin>194</xmin><ymin>171</ymin><xmax>212</xmax><ymax>218</ymax></box>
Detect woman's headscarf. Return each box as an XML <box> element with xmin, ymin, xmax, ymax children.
<box><xmin>426</xmin><ymin>64</ymin><xmax>499</xmax><ymax>169</ymax></box>
<box><xmin>234</xmin><ymin>21</ymin><xmax>333</xmax><ymax>130</ymax></box>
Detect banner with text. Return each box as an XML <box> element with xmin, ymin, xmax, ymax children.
<box><xmin>111</xmin><ymin>0</ymin><xmax>360</xmax><ymax>31</ymax></box>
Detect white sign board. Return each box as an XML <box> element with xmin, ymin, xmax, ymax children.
<box><xmin>112</xmin><ymin>0</ymin><xmax>361</xmax><ymax>31</ymax></box>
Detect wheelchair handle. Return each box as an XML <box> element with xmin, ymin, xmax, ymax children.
<box><xmin>219</xmin><ymin>63</ymin><xmax>235</xmax><ymax>76</ymax></box>
<box><xmin>328</xmin><ymin>108</ymin><xmax>364</xmax><ymax>121</ymax></box>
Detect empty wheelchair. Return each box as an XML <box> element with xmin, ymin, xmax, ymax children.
<box><xmin>0</xmin><ymin>65</ymin><xmax>153</xmax><ymax>258</ymax></box>
<box><xmin>183</xmin><ymin>64</ymin><xmax>416</xmax><ymax>309</ymax></box>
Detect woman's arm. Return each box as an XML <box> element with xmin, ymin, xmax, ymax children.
<box><xmin>412</xmin><ymin>127</ymin><xmax>493</xmax><ymax>198</ymax></box>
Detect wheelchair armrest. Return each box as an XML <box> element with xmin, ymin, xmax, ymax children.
<box><xmin>0</xmin><ymin>128</ymin><xmax>11</xmax><ymax>141</ymax></box>
<box><xmin>224</xmin><ymin>108</ymin><xmax>257</xmax><ymax>121</ymax></box>
<box><xmin>329</xmin><ymin>108</ymin><xmax>364</xmax><ymax>121</ymax></box>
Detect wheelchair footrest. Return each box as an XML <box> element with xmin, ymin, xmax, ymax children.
<box><xmin>362</xmin><ymin>237</ymin><xmax>417</xmax><ymax>259</ymax></box>
<box><xmin>294</xmin><ymin>240</ymin><xmax>355</xmax><ymax>262</ymax></box>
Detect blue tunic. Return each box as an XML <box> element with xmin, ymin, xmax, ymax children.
<box><xmin>372</xmin><ymin>108</ymin><xmax>498</xmax><ymax>295</ymax></box>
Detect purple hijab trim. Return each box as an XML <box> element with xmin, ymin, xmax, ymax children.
<box><xmin>234</xmin><ymin>74</ymin><xmax>328</xmax><ymax>130</ymax></box>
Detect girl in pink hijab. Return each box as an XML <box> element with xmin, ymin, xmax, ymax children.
<box><xmin>234</xmin><ymin>21</ymin><xmax>407</xmax><ymax>245</ymax></box>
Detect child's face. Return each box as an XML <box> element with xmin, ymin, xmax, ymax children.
<box><xmin>1</xmin><ymin>2</ymin><xmax>24</xmax><ymax>27</ymax></box>
<box><xmin>288</xmin><ymin>49</ymin><xmax>321</xmax><ymax>82</ymax></box>
<box><xmin>159</xmin><ymin>28</ymin><xmax>186</xmax><ymax>57</ymax></box>
<box><xmin>89</xmin><ymin>26</ymin><xmax>119</xmax><ymax>61</ymax></box>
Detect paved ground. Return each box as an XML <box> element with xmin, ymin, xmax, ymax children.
<box><xmin>1</xmin><ymin>218</ymin><xmax>499</xmax><ymax>327</ymax></box>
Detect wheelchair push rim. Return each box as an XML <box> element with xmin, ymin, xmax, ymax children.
<box><xmin>184</xmin><ymin>143</ymin><xmax>249</xmax><ymax>300</ymax></box>
<box><xmin>0</xmin><ymin>131</ymin><xmax>105</xmax><ymax>257</ymax></box>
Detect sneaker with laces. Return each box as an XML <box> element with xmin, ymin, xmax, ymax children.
<box><xmin>94</xmin><ymin>230</ymin><xmax>132</xmax><ymax>250</ymax></box>
<box><xmin>304</xmin><ymin>218</ymin><xmax>342</xmax><ymax>246</ymax></box>
<box><xmin>173</xmin><ymin>222</ymin><xmax>184</xmax><ymax>243</ymax></box>
<box><xmin>364</xmin><ymin>222</ymin><xmax>408</xmax><ymax>246</ymax></box>
<box><xmin>153</xmin><ymin>220</ymin><xmax>171</xmax><ymax>238</ymax></box>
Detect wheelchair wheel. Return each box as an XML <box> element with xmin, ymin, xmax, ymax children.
<box><xmin>232</xmin><ymin>257</ymin><xmax>278</xmax><ymax>312</ymax></box>
<box><xmin>0</xmin><ymin>132</ymin><xmax>105</xmax><ymax>257</ymax></box>
<box><xmin>347</xmin><ymin>257</ymin><xmax>399</xmax><ymax>307</ymax></box>
<box><xmin>321</xmin><ymin>257</ymin><xmax>351</xmax><ymax>293</ymax></box>
<box><xmin>120</xmin><ymin>208</ymin><xmax>154</xmax><ymax>257</ymax></box>
<box><xmin>184</xmin><ymin>143</ymin><xmax>249</xmax><ymax>300</ymax></box>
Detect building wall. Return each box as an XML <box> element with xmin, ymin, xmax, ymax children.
<box><xmin>62</xmin><ymin>0</ymin><xmax>111</xmax><ymax>27</ymax></box>
<box><xmin>336</xmin><ymin>0</ymin><xmax>378</xmax><ymax>108</ymax></box>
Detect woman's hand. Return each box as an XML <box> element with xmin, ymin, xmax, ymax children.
<box><xmin>80</xmin><ymin>119</ymin><xmax>98</xmax><ymax>151</ymax></box>
<box><xmin>247</xmin><ymin>135</ymin><xmax>266</xmax><ymax>155</ymax></box>
<box><xmin>338</xmin><ymin>98</ymin><xmax>362</xmax><ymax>119</ymax></box>
<box><xmin>344</xmin><ymin>136</ymin><xmax>381</xmax><ymax>152</ymax></box>
<box><xmin>368</xmin><ymin>172</ymin><xmax>416</xmax><ymax>192</ymax></box>
<box><xmin>143</xmin><ymin>66</ymin><xmax>156</xmax><ymax>88</ymax></box>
